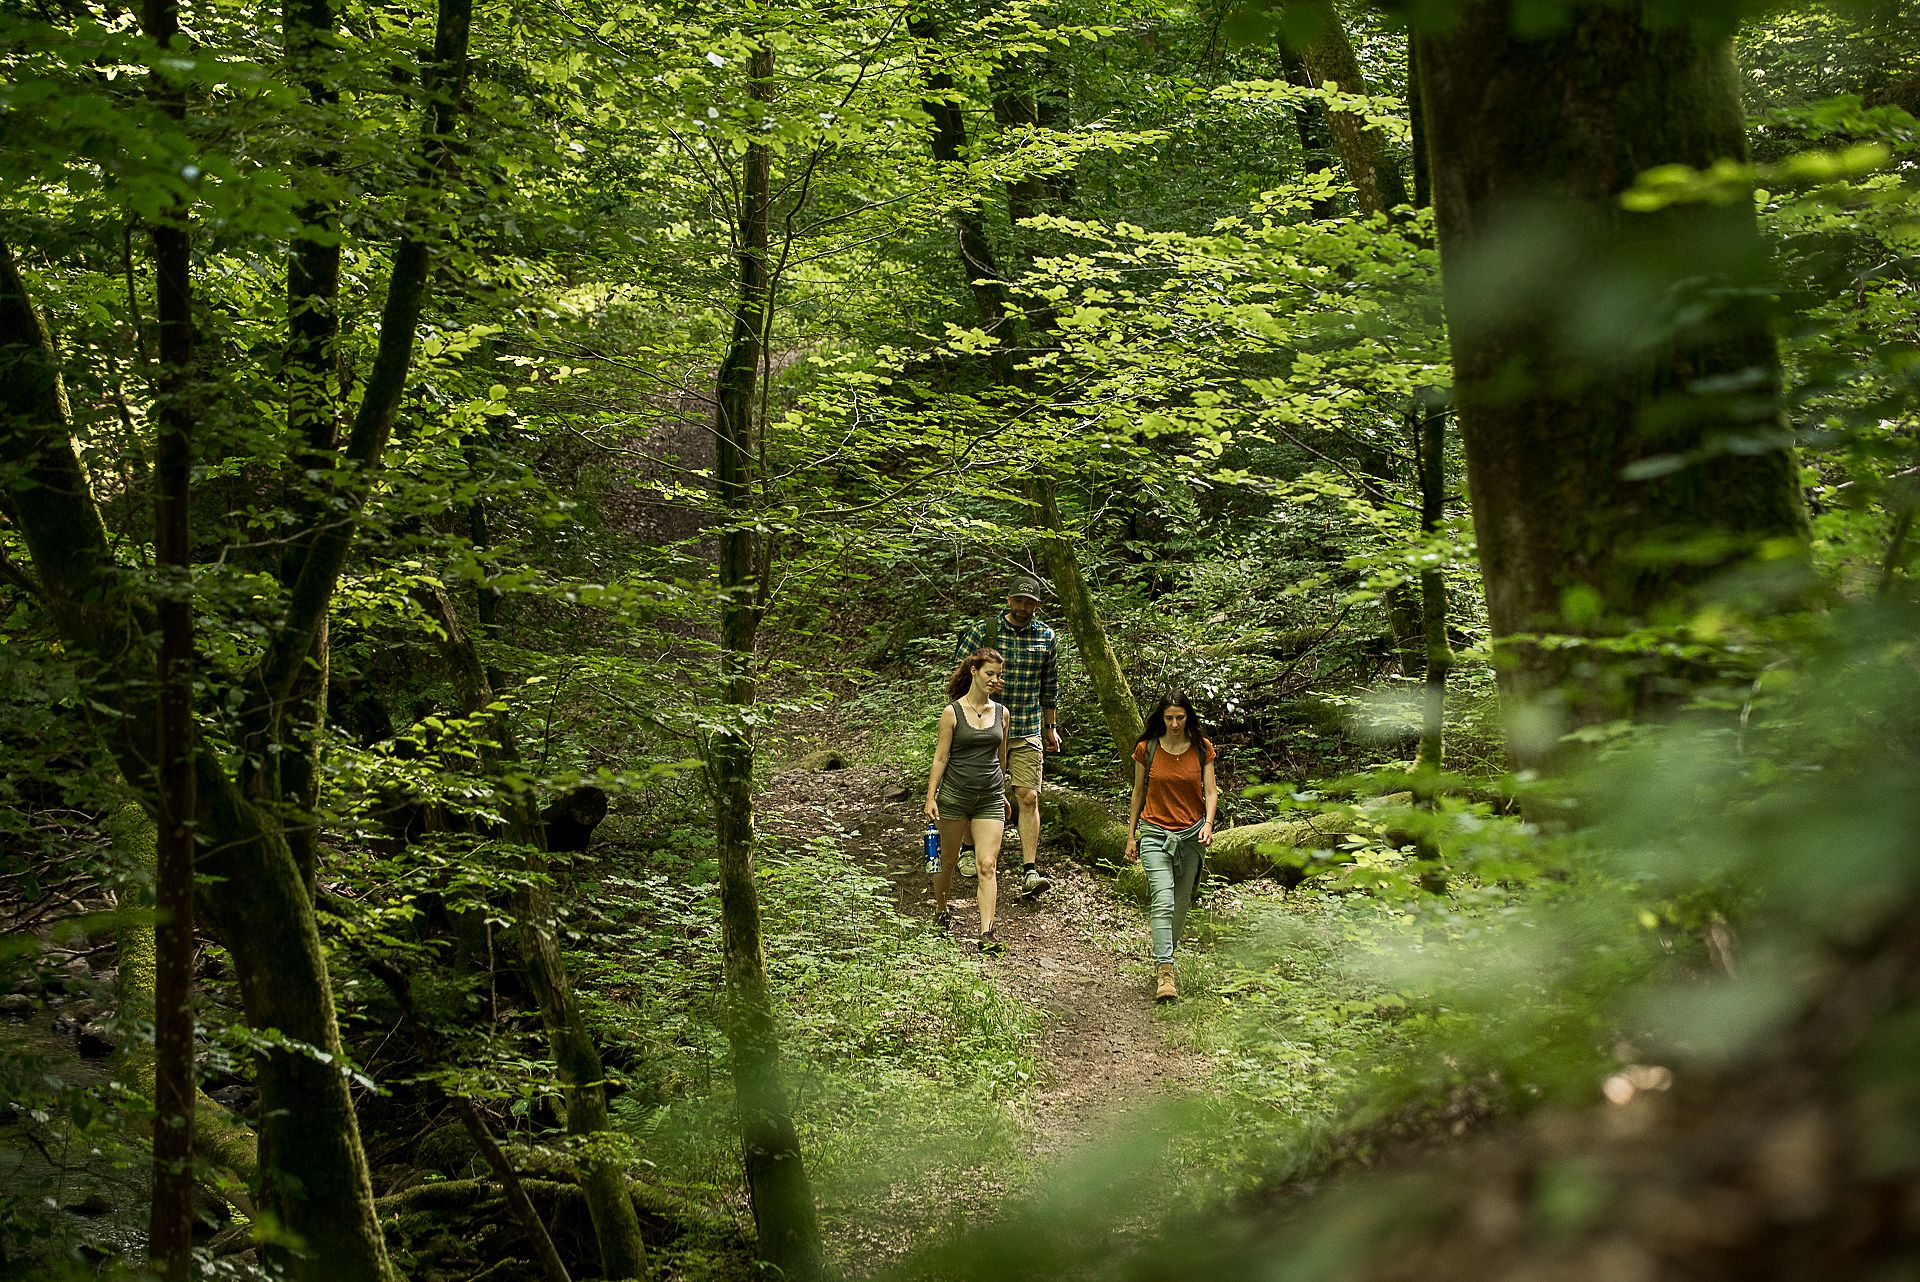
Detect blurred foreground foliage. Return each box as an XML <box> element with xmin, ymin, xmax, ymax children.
<box><xmin>886</xmin><ymin>591</ymin><xmax>1919</xmax><ymax>1279</ymax></box>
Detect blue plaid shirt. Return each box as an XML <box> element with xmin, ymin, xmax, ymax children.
<box><xmin>956</xmin><ymin>612</ymin><xmax>1057</xmax><ymax>738</ymax></box>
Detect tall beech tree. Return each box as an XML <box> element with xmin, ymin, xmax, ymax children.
<box><xmin>0</xmin><ymin>0</ymin><xmax>473</xmax><ymax>1270</ymax></box>
<box><xmin>141</xmin><ymin>0</ymin><xmax>196</xmax><ymax>1273</ymax></box>
<box><xmin>1416</xmin><ymin>3</ymin><xmax>1808</xmax><ymax>750</ymax></box>
<box><xmin>710</xmin><ymin>40</ymin><xmax>827</xmax><ymax>1282</ymax></box>
<box><xmin>1281</xmin><ymin>0</ymin><xmax>1408</xmax><ymax>219</ymax></box>
<box><xmin>914</xmin><ymin>18</ymin><xmax>1144</xmax><ymax>759</ymax></box>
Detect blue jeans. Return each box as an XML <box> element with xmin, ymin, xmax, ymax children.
<box><xmin>1139</xmin><ymin>820</ymin><xmax>1204</xmax><ymax>964</ymax></box>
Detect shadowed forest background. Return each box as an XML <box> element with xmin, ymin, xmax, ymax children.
<box><xmin>2</xmin><ymin>0</ymin><xmax>1917</xmax><ymax>1279</ymax></box>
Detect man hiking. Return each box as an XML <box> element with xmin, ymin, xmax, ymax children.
<box><xmin>956</xmin><ymin>579</ymin><xmax>1059</xmax><ymax>898</ymax></box>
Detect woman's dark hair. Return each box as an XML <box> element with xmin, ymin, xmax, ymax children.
<box><xmin>947</xmin><ymin>647</ymin><xmax>1005</xmax><ymax>700</ymax></box>
<box><xmin>1138</xmin><ymin>692</ymin><xmax>1212</xmax><ymax>759</ymax></box>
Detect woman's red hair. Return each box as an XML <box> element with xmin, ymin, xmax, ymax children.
<box><xmin>947</xmin><ymin>647</ymin><xmax>1004</xmax><ymax>700</ymax></box>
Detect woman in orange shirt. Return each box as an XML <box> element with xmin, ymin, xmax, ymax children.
<box><xmin>1125</xmin><ymin>693</ymin><xmax>1218</xmax><ymax>1002</ymax></box>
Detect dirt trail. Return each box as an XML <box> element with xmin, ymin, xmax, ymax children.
<box><xmin>760</xmin><ymin>763</ymin><xmax>1210</xmax><ymax>1157</ymax></box>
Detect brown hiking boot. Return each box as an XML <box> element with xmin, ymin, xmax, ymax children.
<box><xmin>1155</xmin><ymin>963</ymin><xmax>1177</xmax><ymax>1002</ymax></box>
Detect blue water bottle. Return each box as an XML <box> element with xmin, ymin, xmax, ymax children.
<box><xmin>923</xmin><ymin>822</ymin><xmax>940</xmax><ymax>874</ymax></box>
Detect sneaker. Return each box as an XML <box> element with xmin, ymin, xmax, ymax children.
<box><xmin>1021</xmin><ymin>865</ymin><xmax>1050</xmax><ymax>898</ymax></box>
<box><xmin>1155</xmin><ymin>963</ymin><xmax>1177</xmax><ymax>1002</ymax></box>
<box><xmin>959</xmin><ymin>848</ymin><xmax>978</xmax><ymax>879</ymax></box>
<box><xmin>935</xmin><ymin>906</ymin><xmax>951</xmax><ymax>929</ymax></box>
<box><xmin>978</xmin><ymin>931</ymin><xmax>1005</xmax><ymax>956</ymax></box>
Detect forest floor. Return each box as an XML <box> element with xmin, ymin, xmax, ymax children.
<box><xmin>757</xmin><ymin>760</ymin><xmax>1215</xmax><ymax>1272</ymax></box>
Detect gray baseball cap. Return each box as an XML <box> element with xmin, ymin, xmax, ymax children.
<box><xmin>1010</xmin><ymin>577</ymin><xmax>1045</xmax><ymax>602</ymax></box>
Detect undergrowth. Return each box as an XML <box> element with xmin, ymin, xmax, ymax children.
<box><xmin>580</xmin><ymin>820</ymin><xmax>1042</xmax><ymax>1262</ymax></box>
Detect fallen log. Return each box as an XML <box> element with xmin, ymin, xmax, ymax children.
<box><xmin>1043</xmin><ymin>784</ymin><xmax>1418</xmax><ymax>891</ymax></box>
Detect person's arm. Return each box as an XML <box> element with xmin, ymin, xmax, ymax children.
<box><xmin>1040</xmin><ymin>639</ymin><xmax>1060</xmax><ymax>751</ymax></box>
<box><xmin>1200</xmin><ymin>752</ymin><xmax>1218</xmax><ymax>846</ymax></box>
<box><xmin>997</xmin><ymin>703</ymin><xmax>1013</xmax><ymax>819</ymax></box>
<box><xmin>1125</xmin><ymin>752</ymin><xmax>1145</xmax><ymax>862</ymax></box>
<box><xmin>955</xmin><ymin>619</ymin><xmax>984</xmax><ymax>663</ymax></box>
<box><xmin>925</xmin><ymin>707</ymin><xmax>956</xmax><ymax>821</ymax></box>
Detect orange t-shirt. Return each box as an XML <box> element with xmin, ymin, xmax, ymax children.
<box><xmin>1132</xmin><ymin>737</ymin><xmax>1214</xmax><ymax>831</ymax></box>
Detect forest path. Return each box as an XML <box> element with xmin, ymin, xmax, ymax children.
<box><xmin>760</xmin><ymin>762</ymin><xmax>1212</xmax><ymax>1157</ymax></box>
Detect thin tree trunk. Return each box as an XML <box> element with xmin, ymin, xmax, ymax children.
<box><xmin>415</xmin><ymin>585</ymin><xmax>649</xmax><ymax>1280</ymax></box>
<box><xmin>108</xmin><ymin>805</ymin><xmax>260</xmax><ymax>1209</ymax></box>
<box><xmin>1030</xmin><ymin>479</ymin><xmax>1144</xmax><ymax>757</ymax></box>
<box><xmin>914</xmin><ymin>20</ymin><xmax>1018</xmax><ymax>382</ymax></box>
<box><xmin>1281</xmin><ymin>0</ymin><xmax>1407</xmax><ymax>217</ymax></box>
<box><xmin>1358</xmin><ymin>444</ymin><xmax>1425</xmax><ymax>678</ymax></box>
<box><xmin>917</xmin><ymin>23</ymin><xmax>1142</xmax><ymax>756</ymax></box>
<box><xmin>710</xmin><ymin>43</ymin><xmax>824</xmax><ymax>1282</ymax></box>
<box><xmin>367</xmin><ymin>955</ymin><xmax>573</xmax><ymax>1282</ymax></box>
<box><xmin>1417</xmin><ymin>5</ymin><xmax>1807</xmax><ymax>758</ymax></box>
<box><xmin>1409</xmin><ymin>53</ymin><xmax>1446</xmax><ymax>770</ymax></box>
<box><xmin>1407</xmin><ymin>32</ymin><xmax>1431</xmax><ymax>215</ymax></box>
<box><xmin>279</xmin><ymin>0</ymin><xmax>344</xmax><ymax>897</ymax></box>
<box><xmin>140</xmin><ymin>0</ymin><xmax>195</xmax><ymax>1268</ymax></box>
<box><xmin>1413</xmin><ymin>390</ymin><xmax>1451</xmax><ymax>773</ymax></box>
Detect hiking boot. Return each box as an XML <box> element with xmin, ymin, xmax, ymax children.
<box><xmin>959</xmin><ymin>848</ymin><xmax>978</xmax><ymax>879</ymax></box>
<box><xmin>1155</xmin><ymin>963</ymin><xmax>1177</xmax><ymax>1003</ymax></box>
<box><xmin>1021</xmin><ymin>865</ymin><xmax>1050</xmax><ymax>898</ymax></box>
<box><xmin>978</xmin><ymin>931</ymin><xmax>1005</xmax><ymax>956</ymax></box>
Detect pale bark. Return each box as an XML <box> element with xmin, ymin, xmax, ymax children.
<box><xmin>1282</xmin><ymin>1</ymin><xmax>1408</xmax><ymax>218</ymax></box>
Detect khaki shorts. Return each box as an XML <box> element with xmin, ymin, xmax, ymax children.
<box><xmin>1006</xmin><ymin>736</ymin><xmax>1044</xmax><ymax>791</ymax></box>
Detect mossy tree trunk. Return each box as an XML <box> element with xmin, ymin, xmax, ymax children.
<box><xmin>0</xmin><ymin>0</ymin><xmax>475</xmax><ymax>1267</ymax></box>
<box><xmin>1281</xmin><ymin>0</ymin><xmax>1408</xmax><ymax>218</ymax></box>
<box><xmin>710</xmin><ymin>41</ymin><xmax>825</xmax><ymax>1282</ymax></box>
<box><xmin>1030</xmin><ymin>481</ymin><xmax>1144</xmax><ymax>758</ymax></box>
<box><xmin>418</xmin><ymin>585</ymin><xmax>649</xmax><ymax>1281</ymax></box>
<box><xmin>1278</xmin><ymin>37</ymin><xmax>1339</xmax><ymax>217</ymax></box>
<box><xmin>108</xmin><ymin>806</ymin><xmax>260</xmax><ymax>1208</ymax></box>
<box><xmin>917</xmin><ymin>22</ymin><xmax>1142</xmax><ymax>761</ymax></box>
<box><xmin>1416</xmin><ymin>5</ymin><xmax>1808</xmax><ymax>754</ymax></box>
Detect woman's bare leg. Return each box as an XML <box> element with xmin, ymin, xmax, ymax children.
<box><xmin>971</xmin><ymin>818</ymin><xmax>1006</xmax><ymax>934</ymax></box>
<box><xmin>934</xmin><ymin>816</ymin><xmax>970</xmax><ymax>914</ymax></box>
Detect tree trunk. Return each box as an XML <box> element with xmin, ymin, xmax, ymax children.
<box><xmin>1416</xmin><ymin>5</ymin><xmax>1808</xmax><ymax>755</ymax></box>
<box><xmin>1278</xmin><ymin>35</ymin><xmax>1339</xmax><ymax>217</ymax></box>
<box><xmin>109</xmin><ymin>805</ymin><xmax>260</xmax><ymax>1209</ymax></box>
<box><xmin>1030</xmin><ymin>480</ymin><xmax>1143</xmax><ymax>758</ymax></box>
<box><xmin>1</xmin><ymin>0</ymin><xmax>478</xmax><ymax>1256</ymax></box>
<box><xmin>141</xmin><ymin>0</ymin><xmax>196</xmax><ymax>1269</ymax></box>
<box><xmin>416</xmin><ymin>585</ymin><xmax>650</xmax><ymax>1281</ymax></box>
<box><xmin>1413</xmin><ymin>389</ymin><xmax>1451</xmax><ymax>773</ymax></box>
<box><xmin>279</xmin><ymin>0</ymin><xmax>344</xmax><ymax>898</ymax></box>
<box><xmin>1282</xmin><ymin>0</ymin><xmax>1408</xmax><ymax>217</ymax></box>
<box><xmin>367</xmin><ymin>954</ymin><xmax>573</xmax><ymax>1282</ymax></box>
<box><xmin>1357</xmin><ymin>444</ymin><xmax>1425</xmax><ymax>678</ymax></box>
<box><xmin>916</xmin><ymin>23</ymin><xmax>1143</xmax><ymax>759</ymax></box>
<box><xmin>914</xmin><ymin>20</ymin><xmax>1018</xmax><ymax>383</ymax></box>
<box><xmin>710</xmin><ymin>43</ymin><xmax>825</xmax><ymax>1282</ymax></box>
